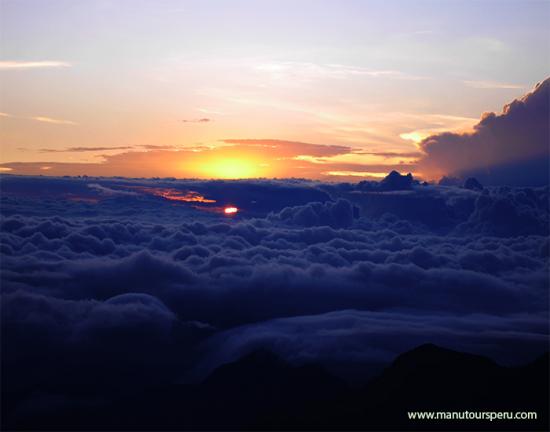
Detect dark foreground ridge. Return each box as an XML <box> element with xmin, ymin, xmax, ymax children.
<box><xmin>3</xmin><ymin>344</ymin><xmax>548</xmax><ymax>431</ymax></box>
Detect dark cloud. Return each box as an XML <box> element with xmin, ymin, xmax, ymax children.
<box><xmin>454</xmin><ymin>186</ymin><xmax>549</xmax><ymax>236</ymax></box>
<box><xmin>420</xmin><ymin>79</ymin><xmax>550</xmax><ymax>185</ymax></box>
<box><xmin>269</xmin><ymin>198</ymin><xmax>358</xmax><ymax>228</ymax></box>
<box><xmin>419</xmin><ymin>78</ymin><xmax>550</xmax><ymax>185</ymax></box>
<box><xmin>1</xmin><ymin>289</ymin><xmax>212</xmax><ymax>395</ymax></box>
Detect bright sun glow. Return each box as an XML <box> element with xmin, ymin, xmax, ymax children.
<box><xmin>399</xmin><ymin>131</ymin><xmax>428</xmax><ymax>144</ymax></box>
<box><xmin>224</xmin><ymin>206</ymin><xmax>238</xmax><ymax>214</ymax></box>
<box><xmin>201</xmin><ymin>158</ymin><xmax>259</xmax><ymax>179</ymax></box>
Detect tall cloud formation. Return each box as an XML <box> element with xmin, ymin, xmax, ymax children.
<box><xmin>419</xmin><ymin>78</ymin><xmax>549</xmax><ymax>185</ymax></box>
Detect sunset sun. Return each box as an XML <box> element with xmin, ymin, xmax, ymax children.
<box><xmin>200</xmin><ymin>157</ymin><xmax>261</xmax><ymax>179</ymax></box>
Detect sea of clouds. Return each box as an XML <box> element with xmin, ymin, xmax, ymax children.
<box><xmin>1</xmin><ymin>173</ymin><xmax>548</xmax><ymax>415</ymax></box>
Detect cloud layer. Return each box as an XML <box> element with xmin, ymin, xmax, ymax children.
<box><xmin>2</xmin><ymin>174</ymin><xmax>548</xmax><ymax>417</ymax></box>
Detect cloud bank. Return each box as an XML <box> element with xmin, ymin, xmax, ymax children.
<box><xmin>419</xmin><ymin>78</ymin><xmax>549</xmax><ymax>185</ymax></box>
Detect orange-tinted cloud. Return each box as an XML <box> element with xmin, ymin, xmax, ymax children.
<box><xmin>39</xmin><ymin>146</ymin><xmax>134</xmax><ymax>153</ymax></box>
<box><xmin>221</xmin><ymin>139</ymin><xmax>352</xmax><ymax>158</ymax></box>
<box><xmin>130</xmin><ymin>187</ymin><xmax>216</xmax><ymax>203</ymax></box>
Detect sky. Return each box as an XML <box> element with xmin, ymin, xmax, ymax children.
<box><xmin>0</xmin><ymin>0</ymin><xmax>549</xmax><ymax>180</ymax></box>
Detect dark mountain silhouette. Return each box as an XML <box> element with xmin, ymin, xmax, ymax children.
<box><xmin>4</xmin><ymin>344</ymin><xmax>548</xmax><ymax>431</ymax></box>
<box><xmin>197</xmin><ymin>349</ymin><xmax>348</xmax><ymax>429</ymax></box>
<box><xmin>347</xmin><ymin>344</ymin><xmax>549</xmax><ymax>430</ymax></box>
<box><xmin>379</xmin><ymin>170</ymin><xmax>414</xmax><ymax>191</ymax></box>
<box><xmin>463</xmin><ymin>177</ymin><xmax>484</xmax><ymax>190</ymax></box>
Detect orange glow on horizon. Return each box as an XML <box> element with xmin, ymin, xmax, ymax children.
<box><xmin>323</xmin><ymin>171</ymin><xmax>389</xmax><ymax>178</ymax></box>
<box><xmin>0</xmin><ymin>141</ymin><xmax>422</xmax><ymax>180</ymax></box>
<box><xmin>132</xmin><ymin>187</ymin><xmax>216</xmax><ymax>203</ymax></box>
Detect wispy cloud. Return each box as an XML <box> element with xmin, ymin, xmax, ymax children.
<box><xmin>354</xmin><ymin>150</ymin><xmax>424</xmax><ymax>158</ymax></box>
<box><xmin>140</xmin><ymin>144</ymin><xmax>179</xmax><ymax>150</ymax></box>
<box><xmin>255</xmin><ymin>61</ymin><xmax>426</xmax><ymax>81</ymax></box>
<box><xmin>463</xmin><ymin>80</ymin><xmax>525</xmax><ymax>90</ymax></box>
<box><xmin>37</xmin><ymin>144</ymin><xmax>181</xmax><ymax>153</ymax></box>
<box><xmin>0</xmin><ymin>61</ymin><xmax>71</xmax><ymax>70</ymax></box>
<box><xmin>222</xmin><ymin>139</ymin><xmax>351</xmax><ymax>157</ymax></box>
<box><xmin>322</xmin><ymin>170</ymin><xmax>388</xmax><ymax>178</ymax></box>
<box><xmin>0</xmin><ymin>112</ymin><xmax>78</xmax><ymax>125</ymax></box>
<box><xmin>197</xmin><ymin>107</ymin><xmax>226</xmax><ymax>115</ymax></box>
<box><xmin>182</xmin><ymin>118</ymin><xmax>211</xmax><ymax>123</ymax></box>
<box><xmin>31</xmin><ymin>116</ymin><xmax>77</xmax><ymax>125</ymax></box>
<box><xmin>466</xmin><ymin>37</ymin><xmax>507</xmax><ymax>53</ymax></box>
<box><xmin>39</xmin><ymin>146</ymin><xmax>133</xmax><ymax>153</ymax></box>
